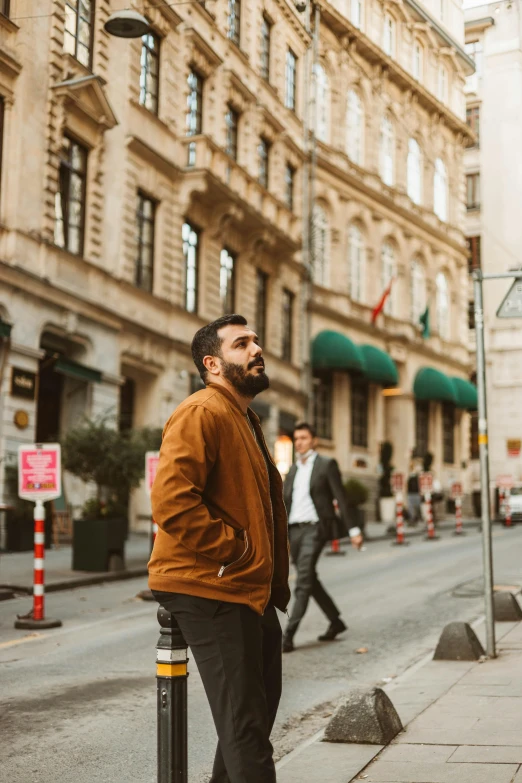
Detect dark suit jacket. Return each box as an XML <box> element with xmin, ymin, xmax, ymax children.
<box><xmin>283</xmin><ymin>454</ymin><xmax>351</xmax><ymax>541</ymax></box>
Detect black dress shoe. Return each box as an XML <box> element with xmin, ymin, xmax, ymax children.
<box><xmin>282</xmin><ymin>637</ymin><xmax>295</xmax><ymax>653</ymax></box>
<box><xmin>318</xmin><ymin>618</ymin><xmax>347</xmax><ymax>642</ymax></box>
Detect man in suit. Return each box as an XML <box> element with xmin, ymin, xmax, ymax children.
<box><xmin>282</xmin><ymin>422</ymin><xmax>364</xmax><ymax>653</ymax></box>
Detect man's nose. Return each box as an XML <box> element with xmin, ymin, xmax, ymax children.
<box><xmin>252</xmin><ymin>342</ymin><xmax>263</xmax><ymax>356</ymax></box>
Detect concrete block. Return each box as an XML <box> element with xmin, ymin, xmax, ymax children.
<box><xmin>494</xmin><ymin>591</ymin><xmax>522</xmax><ymax>621</ymax></box>
<box><xmin>324</xmin><ymin>687</ymin><xmax>403</xmax><ymax>745</ymax></box>
<box><xmin>433</xmin><ymin>622</ymin><xmax>485</xmax><ymax>661</ymax></box>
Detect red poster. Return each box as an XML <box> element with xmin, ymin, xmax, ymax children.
<box><xmin>145</xmin><ymin>451</ymin><xmax>160</xmax><ymax>495</ymax></box>
<box><xmin>18</xmin><ymin>444</ymin><xmax>61</xmax><ymax>501</ymax></box>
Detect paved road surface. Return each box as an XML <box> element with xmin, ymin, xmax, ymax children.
<box><xmin>1</xmin><ymin>524</ymin><xmax>521</xmax><ymax>782</ymax></box>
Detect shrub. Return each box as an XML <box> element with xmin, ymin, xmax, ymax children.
<box><xmin>344</xmin><ymin>478</ymin><xmax>369</xmax><ymax>508</ymax></box>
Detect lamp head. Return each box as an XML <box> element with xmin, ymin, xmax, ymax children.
<box><xmin>104</xmin><ymin>10</ymin><xmax>150</xmax><ymax>38</ymax></box>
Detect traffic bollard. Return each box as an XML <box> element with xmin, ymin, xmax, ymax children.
<box><xmin>326</xmin><ymin>538</ymin><xmax>345</xmax><ymax>556</ymax></box>
<box><xmin>453</xmin><ymin>495</ymin><xmax>465</xmax><ymax>535</ymax></box>
<box><xmin>157</xmin><ymin>606</ymin><xmax>189</xmax><ymax>783</ymax></box>
<box><xmin>424</xmin><ymin>492</ymin><xmax>439</xmax><ymax>541</ymax></box>
<box><xmin>15</xmin><ymin>500</ymin><xmax>62</xmax><ymax>630</ymax></box>
<box><xmin>504</xmin><ymin>489</ymin><xmax>512</xmax><ymax>527</ymax></box>
<box><xmin>393</xmin><ymin>492</ymin><xmax>409</xmax><ymax>546</ymax></box>
<box><xmin>138</xmin><ymin>518</ymin><xmax>158</xmax><ymax>600</ymax></box>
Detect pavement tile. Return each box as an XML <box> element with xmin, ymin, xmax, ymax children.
<box><xmin>362</xmin><ymin>760</ymin><xmax>518</xmax><ymax>782</ymax></box>
<box><xmin>276</xmin><ymin>741</ymin><xmax>380</xmax><ymax>783</ymax></box>
<box><xmin>380</xmin><ymin>744</ymin><xmax>457</xmax><ymax>763</ymax></box>
<box><xmin>513</xmin><ymin>768</ymin><xmax>522</xmax><ymax>781</ymax></box>
<box><xmin>450</xmin><ymin>745</ymin><xmax>522</xmax><ymax>763</ymax></box>
<box><xmin>397</xmin><ymin>726</ymin><xmax>522</xmax><ymax>746</ymax></box>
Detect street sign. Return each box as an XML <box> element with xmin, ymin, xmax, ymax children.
<box><xmin>497</xmin><ymin>279</ymin><xmax>522</xmax><ymax>318</ymax></box>
<box><xmin>451</xmin><ymin>481</ymin><xmax>463</xmax><ymax>499</ymax></box>
<box><xmin>18</xmin><ymin>443</ymin><xmax>61</xmax><ymax>502</ymax></box>
<box><xmin>419</xmin><ymin>472</ymin><xmax>433</xmax><ymax>494</ymax></box>
<box><xmin>496</xmin><ymin>474</ymin><xmax>514</xmax><ymax>489</ymax></box>
<box><xmin>391</xmin><ymin>472</ymin><xmax>404</xmax><ymax>494</ymax></box>
<box><xmin>145</xmin><ymin>451</ymin><xmax>160</xmax><ymax>495</ymax></box>
<box><xmin>507</xmin><ymin>439</ymin><xmax>521</xmax><ymax>458</ymax></box>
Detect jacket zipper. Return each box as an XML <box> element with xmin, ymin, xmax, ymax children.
<box><xmin>218</xmin><ymin>530</ymin><xmax>249</xmax><ymax>577</ymax></box>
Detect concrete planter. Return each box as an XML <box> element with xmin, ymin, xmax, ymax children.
<box><xmin>72</xmin><ymin>517</ymin><xmax>127</xmax><ymax>572</ymax></box>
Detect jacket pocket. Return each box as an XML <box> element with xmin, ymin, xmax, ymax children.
<box><xmin>218</xmin><ymin>531</ymin><xmax>249</xmax><ymax>578</ymax></box>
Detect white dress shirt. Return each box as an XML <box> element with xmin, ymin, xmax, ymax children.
<box><xmin>288</xmin><ymin>451</ymin><xmax>320</xmax><ymax>524</ymax></box>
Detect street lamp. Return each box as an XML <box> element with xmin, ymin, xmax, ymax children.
<box><xmin>104</xmin><ymin>10</ymin><xmax>150</xmax><ymax>38</ymax></box>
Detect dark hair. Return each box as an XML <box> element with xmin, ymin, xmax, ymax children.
<box><xmin>191</xmin><ymin>314</ymin><xmax>248</xmax><ymax>382</ymax></box>
<box><xmin>293</xmin><ymin>421</ymin><xmax>316</xmax><ymax>438</ymax></box>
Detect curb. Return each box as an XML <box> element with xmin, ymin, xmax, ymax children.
<box><xmin>0</xmin><ymin>566</ymin><xmax>149</xmax><ymax>596</ymax></box>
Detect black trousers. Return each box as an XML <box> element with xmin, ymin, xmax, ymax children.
<box><xmin>152</xmin><ymin>592</ymin><xmax>282</xmax><ymax>783</ymax></box>
<box><xmin>285</xmin><ymin>523</ymin><xmax>340</xmax><ymax>639</ymax></box>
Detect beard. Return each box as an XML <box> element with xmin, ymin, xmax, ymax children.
<box><xmin>221</xmin><ymin>358</ymin><xmax>270</xmax><ymax>397</ymax></box>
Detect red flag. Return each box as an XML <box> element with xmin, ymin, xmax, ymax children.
<box><xmin>371</xmin><ymin>278</ymin><xmax>394</xmax><ymax>325</ymax></box>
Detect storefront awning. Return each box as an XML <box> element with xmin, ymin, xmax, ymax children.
<box><xmin>360</xmin><ymin>345</ymin><xmax>398</xmax><ymax>387</ymax></box>
<box><xmin>413</xmin><ymin>367</ymin><xmax>458</xmax><ymax>404</ymax></box>
<box><xmin>54</xmin><ymin>358</ymin><xmax>102</xmax><ymax>383</ymax></box>
<box><xmin>451</xmin><ymin>377</ymin><xmax>478</xmax><ymax>411</ymax></box>
<box><xmin>0</xmin><ymin>319</ymin><xmax>12</xmax><ymax>338</ymax></box>
<box><xmin>311</xmin><ymin>330</ymin><xmax>366</xmax><ymax>373</ymax></box>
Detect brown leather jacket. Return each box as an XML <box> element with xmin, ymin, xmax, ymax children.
<box><xmin>148</xmin><ymin>383</ymin><xmax>290</xmax><ymax>615</ymax></box>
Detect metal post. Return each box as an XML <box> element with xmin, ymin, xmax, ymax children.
<box><xmin>157</xmin><ymin>606</ymin><xmax>189</xmax><ymax>783</ymax></box>
<box><xmin>473</xmin><ymin>269</ymin><xmax>496</xmax><ymax>658</ymax></box>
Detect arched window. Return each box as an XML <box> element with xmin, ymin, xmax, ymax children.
<box><xmin>381</xmin><ymin>242</ymin><xmax>395</xmax><ymax>315</ymax></box>
<box><xmin>383</xmin><ymin>13</ymin><xmax>396</xmax><ymax>56</ymax></box>
<box><xmin>312</xmin><ymin>204</ymin><xmax>330</xmax><ymax>287</ymax></box>
<box><xmin>380</xmin><ymin>114</ymin><xmax>395</xmax><ymax>186</ymax></box>
<box><xmin>351</xmin><ymin>0</ymin><xmax>363</xmax><ymax>28</ymax></box>
<box><xmin>412</xmin><ymin>40</ymin><xmax>423</xmax><ymax>81</ymax></box>
<box><xmin>410</xmin><ymin>259</ymin><xmax>426</xmax><ymax>324</ymax></box>
<box><xmin>349</xmin><ymin>224</ymin><xmax>366</xmax><ymax>302</ymax></box>
<box><xmin>315</xmin><ymin>64</ymin><xmax>330</xmax><ymax>143</ymax></box>
<box><xmin>434</xmin><ymin>157</ymin><xmax>448</xmax><ymax>221</ymax></box>
<box><xmin>346</xmin><ymin>90</ymin><xmax>364</xmax><ymax>165</ymax></box>
<box><xmin>436</xmin><ymin>272</ymin><xmax>450</xmax><ymax>339</ymax></box>
<box><xmin>407</xmin><ymin>138</ymin><xmax>423</xmax><ymax>205</ymax></box>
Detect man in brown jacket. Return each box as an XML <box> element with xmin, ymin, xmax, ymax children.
<box><xmin>149</xmin><ymin>313</ymin><xmax>290</xmax><ymax>783</ymax></box>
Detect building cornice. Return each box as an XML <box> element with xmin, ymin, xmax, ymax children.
<box><xmin>465</xmin><ymin>17</ymin><xmax>495</xmax><ymax>35</ymax></box>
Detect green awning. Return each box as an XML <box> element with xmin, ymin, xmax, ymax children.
<box><xmin>360</xmin><ymin>345</ymin><xmax>399</xmax><ymax>387</ymax></box>
<box><xmin>54</xmin><ymin>358</ymin><xmax>102</xmax><ymax>383</ymax></box>
<box><xmin>451</xmin><ymin>377</ymin><xmax>478</xmax><ymax>411</ymax></box>
<box><xmin>311</xmin><ymin>330</ymin><xmax>366</xmax><ymax>373</ymax></box>
<box><xmin>413</xmin><ymin>367</ymin><xmax>458</xmax><ymax>404</ymax></box>
<box><xmin>0</xmin><ymin>320</ymin><xmax>12</xmax><ymax>338</ymax></box>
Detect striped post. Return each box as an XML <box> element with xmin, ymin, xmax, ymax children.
<box><xmin>505</xmin><ymin>489</ymin><xmax>512</xmax><ymax>527</ymax></box>
<box><xmin>395</xmin><ymin>492</ymin><xmax>405</xmax><ymax>545</ymax></box>
<box><xmin>425</xmin><ymin>492</ymin><xmax>436</xmax><ymax>540</ymax></box>
<box><xmin>15</xmin><ymin>500</ymin><xmax>62</xmax><ymax>630</ymax></box>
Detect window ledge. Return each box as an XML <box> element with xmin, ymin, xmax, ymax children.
<box><xmin>130</xmin><ymin>99</ymin><xmax>173</xmax><ymax>133</ymax></box>
<box><xmin>0</xmin><ymin>13</ymin><xmax>19</xmax><ymax>34</ymax></box>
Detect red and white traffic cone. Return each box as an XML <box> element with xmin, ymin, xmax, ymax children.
<box><xmin>15</xmin><ymin>501</ymin><xmax>62</xmax><ymax>630</ymax></box>
<box><xmin>393</xmin><ymin>492</ymin><xmax>409</xmax><ymax>546</ymax></box>
<box><xmin>453</xmin><ymin>495</ymin><xmax>464</xmax><ymax>535</ymax></box>
<box><xmin>504</xmin><ymin>491</ymin><xmax>512</xmax><ymax>527</ymax></box>
<box><xmin>138</xmin><ymin>518</ymin><xmax>159</xmax><ymax>599</ymax></box>
<box><xmin>425</xmin><ymin>492</ymin><xmax>439</xmax><ymax>541</ymax></box>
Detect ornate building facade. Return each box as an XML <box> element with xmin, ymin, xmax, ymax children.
<box><xmin>0</xmin><ymin>0</ymin><xmax>475</xmax><ymax>525</ymax></box>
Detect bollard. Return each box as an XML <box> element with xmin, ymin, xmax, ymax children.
<box><xmin>15</xmin><ymin>500</ymin><xmax>62</xmax><ymax>630</ymax></box>
<box><xmin>453</xmin><ymin>495</ymin><xmax>464</xmax><ymax>535</ymax></box>
<box><xmin>424</xmin><ymin>492</ymin><xmax>439</xmax><ymax>541</ymax></box>
<box><xmin>393</xmin><ymin>491</ymin><xmax>409</xmax><ymax>546</ymax></box>
<box><xmin>504</xmin><ymin>489</ymin><xmax>512</xmax><ymax>527</ymax></box>
<box><xmin>157</xmin><ymin>606</ymin><xmax>189</xmax><ymax>783</ymax></box>
<box><xmin>326</xmin><ymin>538</ymin><xmax>345</xmax><ymax>556</ymax></box>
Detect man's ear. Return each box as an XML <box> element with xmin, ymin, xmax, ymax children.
<box><xmin>203</xmin><ymin>354</ymin><xmax>220</xmax><ymax>377</ymax></box>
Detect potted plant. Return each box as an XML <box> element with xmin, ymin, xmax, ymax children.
<box><xmin>378</xmin><ymin>441</ymin><xmax>396</xmax><ymax>527</ymax></box>
<box><xmin>62</xmin><ymin>418</ymin><xmax>161</xmax><ymax>572</ymax></box>
<box><xmin>344</xmin><ymin>478</ymin><xmax>369</xmax><ymax>534</ymax></box>
<box><xmin>2</xmin><ymin>465</ymin><xmax>53</xmax><ymax>551</ymax></box>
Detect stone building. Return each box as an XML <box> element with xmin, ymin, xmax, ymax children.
<box><xmin>464</xmin><ymin>0</ymin><xmax>522</xmax><ymax>495</ymax></box>
<box><xmin>0</xmin><ymin>0</ymin><xmax>475</xmax><ymax>526</ymax></box>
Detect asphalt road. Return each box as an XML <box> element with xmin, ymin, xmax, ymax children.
<box><xmin>1</xmin><ymin>524</ymin><xmax>521</xmax><ymax>783</ymax></box>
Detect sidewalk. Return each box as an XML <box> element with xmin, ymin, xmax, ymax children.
<box><xmin>0</xmin><ymin>532</ymin><xmax>150</xmax><ymax>594</ymax></box>
<box><xmin>276</xmin><ymin>613</ymin><xmax>522</xmax><ymax>782</ymax></box>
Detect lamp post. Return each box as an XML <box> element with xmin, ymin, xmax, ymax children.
<box><xmin>104</xmin><ymin>10</ymin><xmax>150</xmax><ymax>38</ymax></box>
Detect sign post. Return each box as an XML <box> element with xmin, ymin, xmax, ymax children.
<box><xmin>451</xmin><ymin>482</ymin><xmax>464</xmax><ymax>536</ymax></box>
<box><xmin>137</xmin><ymin>451</ymin><xmax>161</xmax><ymax>601</ymax></box>
<box><xmin>15</xmin><ymin>443</ymin><xmax>63</xmax><ymax>630</ymax></box>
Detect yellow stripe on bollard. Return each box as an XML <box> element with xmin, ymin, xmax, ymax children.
<box><xmin>156</xmin><ymin>662</ymin><xmax>187</xmax><ymax>678</ymax></box>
